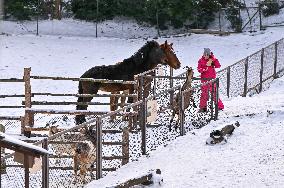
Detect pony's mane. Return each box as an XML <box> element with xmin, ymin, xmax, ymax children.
<box><xmin>117</xmin><ymin>40</ymin><xmax>160</xmax><ymax>67</ymax></box>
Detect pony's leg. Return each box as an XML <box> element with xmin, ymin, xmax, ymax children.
<box><xmin>75</xmin><ymin>82</ymin><xmax>98</xmax><ymax>125</ymax></box>
<box><xmin>73</xmin><ymin>154</ymin><xmax>78</xmax><ymax>176</ymax></box>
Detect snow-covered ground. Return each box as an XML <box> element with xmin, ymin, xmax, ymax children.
<box><xmin>87</xmin><ymin>76</ymin><xmax>284</xmax><ymax>188</ymax></box>
<box><xmin>0</xmin><ymin>9</ymin><xmax>284</xmax><ymax>187</ymax></box>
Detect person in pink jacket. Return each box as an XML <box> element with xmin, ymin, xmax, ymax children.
<box><xmin>197</xmin><ymin>48</ymin><xmax>224</xmax><ymax>112</ymax></box>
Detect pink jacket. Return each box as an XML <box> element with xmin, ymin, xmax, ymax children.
<box><xmin>197</xmin><ymin>53</ymin><xmax>221</xmax><ymax>80</ymax></box>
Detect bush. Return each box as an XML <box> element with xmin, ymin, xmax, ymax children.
<box><xmin>260</xmin><ymin>0</ymin><xmax>280</xmax><ymax>17</ymax></box>
<box><xmin>4</xmin><ymin>0</ymin><xmax>38</xmax><ymax>20</ymax></box>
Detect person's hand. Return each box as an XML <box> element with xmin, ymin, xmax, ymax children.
<box><xmin>206</xmin><ymin>59</ymin><xmax>213</xmax><ymax>66</ymax></box>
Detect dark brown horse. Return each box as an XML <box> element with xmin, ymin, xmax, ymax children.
<box><xmin>75</xmin><ymin>40</ymin><xmax>181</xmax><ymax>124</ymax></box>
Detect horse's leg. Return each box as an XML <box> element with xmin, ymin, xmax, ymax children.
<box><xmin>126</xmin><ymin>87</ymin><xmax>134</xmax><ymax>112</ymax></box>
<box><xmin>110</xmin><ymin>92</ymin><xmax>119</xmax><ymax>122</ymax></box>
<box><xmin>75</xmin><ymin>82</ymin><xmax>98</xmax><ymax>125</ymax></box>
<box><xmin>120</xmin><ymin>90</ymin><xmax>127</xmax><ymax>108</ymax></box>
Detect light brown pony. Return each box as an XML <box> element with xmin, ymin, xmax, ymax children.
<box><xmin>169</xmin><ymin>66</ymin><xmax>197</xmax><ymax>131</ymax></box>
<box><xmin>75</xmin><ymin>40</ymin><xmax>181</xmax><ymax>125</ymax></box>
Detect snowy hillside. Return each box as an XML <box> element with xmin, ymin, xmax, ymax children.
<box><xmin>0</xmin><ymin>4</ymin><xmax>284</xmax><ymax>187</ymax></box>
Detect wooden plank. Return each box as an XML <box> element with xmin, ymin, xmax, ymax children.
<box><xmin>49</xmin><ymin>166</ymin><xmax>116</xmax><ymax>171</ymax></box>
<box><xmin>0</xmin><ymin>94</ymin><xmax>25</xmax><ymax>98</ymax></box>
<box><xmin>31</xmin><ymin>92</ymin><xmax>137</xmax><ymax>98</ymax></box>
<box><xmin>0</xmin><ymin>106</ymin><xmax>25</xmax><ymax>108</ymax></box>
<box><xmin>30</xmin><ymin>76</ymin><xmax>136</xmax><ymax>84</ymax></box>
<box><xmin>23</xmin><ymin>101</ymin><xmax>111</xmax><ymax>106</ymax></box>
<box><xmin>189</xmin><ymin>29</ymin><xmax>231</xmax><ymax>35</ymax></box>
<box><xmin>0</xmin><ymin>78</ymin><xmax>24</xmax><ymax>82</ymax></box>
<box><xmin>103</xmin><ymin>156</ymin><xmax>126</xmax><ymax>160</ymax></box>
<box><xmin>0</xmin><ymin>116</ymin><xmax>22</xmax><ymax>120</ymax></box>
<box><xmin>102</xmin><ymin>142</ymin><xmax>125</xmax><ymax>146</ymax></box>
<box><xmin>25</xmin><ymin>108</ymin><xmax>108</xmax><ymax>115</ymax></box>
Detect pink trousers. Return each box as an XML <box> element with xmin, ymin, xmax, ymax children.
<box><xmin>199</xmin><ymin>82</ymin><xmax>224</xmax><ymax>110</ymax></box>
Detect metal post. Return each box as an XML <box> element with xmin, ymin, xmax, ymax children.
<box><xmin>42</xmin><ymin>139</ymin><xmax>49</xmax><ymax>188</ymax></box>
<box><xmin>37</xmin><ymin>0</ymin><xmax>39</xmax><ymax>35</ymax></box>
<box><xmin>259</xmin><ymin>48</ymin><xmax>264</xmax><ymax>93</ymax></box>
<box><xmin>243</xmin><ymin>57</ymin><xmax>248</xmax><ymax>97</ymax></box>
<box><xmin>226</xmin><ymin>66</ymin><xmax>231</xmax><ymax>98</ymax></box>
<box><xmin>96</xmin><ymin>117</ymin><xmax>102</xmax><ymax>179</ymax></box>
<box><xmin>96</xmin><ymin>0</ymin><xmax>99</xmax><ymax>38</ymax></box>
<box><xmin>273</xmin><ymin>42</ymin><xmax>278</xmax><ymax>78</ymax></box>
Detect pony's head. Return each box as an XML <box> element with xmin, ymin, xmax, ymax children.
<box><xmin>185</xmin><ymin>66</ymin><xmax>194</xmax><ymax>78</ymax></box>
<box><xmin>160</xmin><ymin>40</ymin><xmax>181</xmax><ymax>69</ymax></box>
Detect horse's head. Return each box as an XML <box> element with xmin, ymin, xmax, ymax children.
<box><xmin>160</xmin><ymin>40</ymin><xmax>181</xmax><ymax>69</ymax></box>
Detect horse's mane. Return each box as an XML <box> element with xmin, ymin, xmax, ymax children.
<box><xmin>116</xmin><ymin>40</ymin><xmax>160</xmax><ymax>69</ymax></box>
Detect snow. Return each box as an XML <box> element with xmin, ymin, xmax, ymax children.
<box><xmin>87</xmin><ymin>76</ymin><xmax>284</xmax><ymax>188</ymax></box>
<box><xmin>0</xmin><ymin>132</ymin><xmax>51</xmax><ymax>155</ymax></box>
<box><xmin>0</xmin><ymin>7</ymin><xmax>284</xmax><ymax>187</ymax></box>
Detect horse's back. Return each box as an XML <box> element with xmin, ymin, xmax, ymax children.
<box><xmin>81</xmin><ymin>65</ymin><xmax>133</xmax><ymax>81</ymax></box>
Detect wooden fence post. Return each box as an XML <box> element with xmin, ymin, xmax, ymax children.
<box><xmin>210</xmin><ymin>82</ymin><xmax>214</xmax><ymax>120</ymax></box>
<box><xmin>179</xmin><ymin>87</ymin><xmax>185</xmax><ymax>136</ymax></box>
<box><xmin>0</xmin><ymin>124</ymin><xmax>6</xmax><ymax>174</ymax></box>
<box><xmin>141</xmin><ymin>99</ymin><xmax>147</xmax><ymax>155</ymax></box>
<box><xmin>122</xmin><ymin>128</ymin><xmax>129</xmax><ymax>165</ymax></box>
<box><xmin>274</xmin><ymin>42</ymin><xmax>278</xmax><ymax>78</ymax></box>
<box><xmin>243</xmin><ymin>57</ymin><xmax>249</xmax><ymax>97</ymax></box>
<box><xmin>24</xmin><ymin>68</ymin><xmax>34</xmax><ymax>133</ymax></box>
<box><xmin>138</xmin><ymin>76</ymin><xmax>147</xmax><ymax>155</ymax></box>
<box><xmin>214</xmin><ymin>78</ymin><xmax>220</xmax><ymax>121</ymax></box>
<box><xmin>24</xmin><ymin>154</ymin><xmax>29</xmax><ymax>188</ymax></box>
<box><xmin>226</xmin><ymin>66</ymin><xmax>231</xmax><ymax>98</ymax></box>
<box><xmin>169</xmin><ymin>67</ymin><xmax>173</xmax><ymax>105</ymax></box>
<box><xmin>96</xmin><ymin>117</ymin><xmax>102</xmax><ymax>180</ymax></box>
<box><xmin>259</xmin><ymin>48</ymin><xmax>264</xmax><ymax>93</ymax></box>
